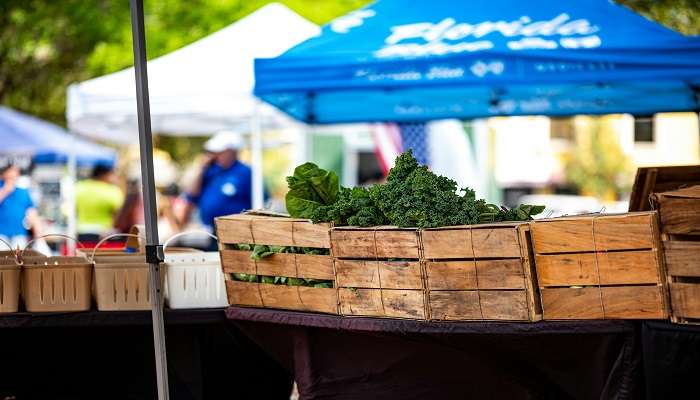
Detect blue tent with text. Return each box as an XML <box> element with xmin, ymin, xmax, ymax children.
<box><xmin>254</xmin><ymin>0</ymin><xmax>700</xmax><ymax>123</ymax></box>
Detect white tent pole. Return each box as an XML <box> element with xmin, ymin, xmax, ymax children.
<box><xmin>251</xmin><ymin>100</ymin><xmax>264</xmax><ymax>209</ymax></box>
<box><xmin>66</xmin><ymin>132</ymin><xmax>78</xmax><ymax>255</ymax></box>
<box><xmin>129</xmin><ymin>1</ymin><xmax>170</xmax><ymax>399</ymax></box>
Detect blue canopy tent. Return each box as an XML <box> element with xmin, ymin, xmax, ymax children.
<box><xmin>0</xmin><ymin>106</ymin><xmax>116</xmax><ymax>167</ymax></box>
<box><xmin>254</xmin><ymin>0</ymin><xmax>700</xmax><ymax>123</ymax></box>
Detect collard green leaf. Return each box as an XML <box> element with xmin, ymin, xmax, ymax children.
<box><xmin>285</xmin><ymin>163</ymin><xmax>339</xmax><ymax>219</ymax></box>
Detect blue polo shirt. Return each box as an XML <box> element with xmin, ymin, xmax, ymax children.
<box><xmin>0</xmin><ymin>181</ymin><xmax>34</xmax><ymax>238</ymax></box>
<box><xmin>186</xmin><ymin>161</ymin><xmax>253</xmax><ymax>228</ymax></box>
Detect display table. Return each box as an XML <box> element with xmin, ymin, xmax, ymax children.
<box><xmin>642</xmin><ymin>321</ymin><xmax>700</xmax><ymax>399</ymax></box>
<box><xmin>0</xmin><ymin>309</ymin><xmax>292</xmax><ymax>400</ymax></box>
<box><xmin>227</xmin><ymin>307</ymin><xmax>643</xmax><ymax>400</ymax></box>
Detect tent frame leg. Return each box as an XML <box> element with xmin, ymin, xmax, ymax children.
<box><xmin>129</xmin><ymin>1</ymin><xmax>170</xmax><ymax>399</ymax></box>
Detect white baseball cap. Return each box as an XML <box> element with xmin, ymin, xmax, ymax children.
<box><xmin>204</xmin><ymin>131</ymin><xmax>245</xmax><ymax>152</ymax></box>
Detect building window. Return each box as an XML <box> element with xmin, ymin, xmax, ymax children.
<box><xmin>634</xmin><ymin>116</ymin><xmax>654</xmax><ymax>143</ymax></box>
<box><xmin>550</xmin><ymin>117</ymin><xmax>575</xmax><ymax>140</ymax></box>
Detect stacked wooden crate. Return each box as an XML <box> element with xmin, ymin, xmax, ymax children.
<box><xmin>331</xmin><ymin>227</ymin><xmax>426</xmax><ymax>319</ymax></box>
<box><xmin>216</xmin><ymin>214</ymin><xmax>337</xmax><ymax>314</ymax></box>
<box><xmin>421</xmin><ymin>223</ymin><xmax>541</xmax><ymax>321</ymax></box>
<box><xmin>531</xmin><ymin>212</ymin><xmax>668</xmax><ymax>320</ymax></box>
<box><xmin>652</xmin><ymin>186</ymin><xmax>700</xmax><ymax>324</ymax></box>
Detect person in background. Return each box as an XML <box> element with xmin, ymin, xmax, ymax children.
<box><xmin>0</xmin><ymin>163</ymin><xmax>42</xmax><ymax>249</ymax></box>
<box><xmin>75</xmin><ymin>163</ymin><xmax>124</xmax><ymax>243</ymax></box>
<box><xmin>180</xmin><ymin>131</ymin><xmax>253</xmax><ymax>250</ymax></box>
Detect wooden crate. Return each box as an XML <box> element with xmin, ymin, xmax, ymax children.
<box><xmin>653</xmin><ymin>186</ymin><xmax>700</xmax><ymax>324</ymax></box>
<box><xmin>531</xmin><ymin>212</ymin><xmax>668</xmax><ymax>320</ymax></box>
<box><xmin>629</xmin><ymin>165</ymin><xmax>700</xmax><ymax>212</ymax></box>
<box><xmin>331</xmin><ymin>227</ymin><xmax>426</xmax><ymax>319</ymax></box>
<box><xmin>216</xmin><ymin>214</ymin><xmax>337</xmax><ymax>314</ymax></box>
<box><xmin>422</xmin><ymin>223</ymin><xmax>541</xmax><ymax>321</ymax></box>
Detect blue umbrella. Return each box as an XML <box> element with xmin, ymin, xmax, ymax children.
<box><xmin>0</xmin><ymin>106</ymin><xmax>116</xmax><ymax>167</ymax></box>
<box><xmin>254</xmin><ymin>0</ymin><xmax>700</xmax><ymax>123</ymax></box>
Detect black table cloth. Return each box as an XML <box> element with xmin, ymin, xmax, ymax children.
<box><xmin>0</xmin><ymin>309</ymin><xmax>292</xmax><ymax>400</ymax></box>
<box><xmin>642</xmin><ymin>321</ymin><xmax>700</xmax><ymax>399</ymax></box>
<box><xmin>227</xmin><ymin>307</ymin><xmax>643</xmax><ymax>400</ymax></box>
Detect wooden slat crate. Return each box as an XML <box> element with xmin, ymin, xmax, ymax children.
<box><xmin>422</xmin><ymin>223</ymin><xmax>541</xmax><ymax>321</ymax></box>
<box><xmin>216</xmin><ymin>214</ymin><xmax>337</xmax><ymax>314</ymax></box>
<box><xmin>531</xmin><ymin>212</ymin><xmax>668</xmax><ymax>320</ymax></box>
<box><xmin>652</xmin><ymin>186</ymin><xmax>700</xmax><ymax>324</ymax></box>
<box><xmin>331</xmin><ymin>226</ymin><xmax>426</xmax><ymax>319</ymax></box>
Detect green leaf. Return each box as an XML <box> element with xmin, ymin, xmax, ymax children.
<box><xmin>285</xmin><ymin>163</ymin><xmax>339</xmax><ymax>219</ymax></box>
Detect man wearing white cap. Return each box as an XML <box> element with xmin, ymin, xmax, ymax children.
<box><xmin>181</xmin><ymin>131</ymin><xmax>252</xmax><ymax>247</ymax></box>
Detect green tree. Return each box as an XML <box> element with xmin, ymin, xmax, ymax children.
<box><xmin>563</xmin><ymin>116</ymin><xmax>633</xmax><ymax>200</ymax></box>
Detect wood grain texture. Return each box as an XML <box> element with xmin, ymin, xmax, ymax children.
<box><xmin>225</xmin><ymin>280</ymin><xmax>263</xmax><ymax>307</ymax></box>
<box><xmin>471</xmin><ymin>227</ymin><xmax>521</xmax><ymax>258</ymax></box>
<box><xmin>426</xmin><ymin>261</ymin><xmax>476</xmax><ymax>290</ymax></box>
<box><xmin>532</xmin><ymin>219</ymin><xmax>594</xmax><ymax>253</ymax></box>
<box><xmin>536</xmin><ymin>250</ymin><xmax>660</xmax><ymax>287</ymax></box>
<box><xmin>594</xmin><ymin>214</ymin><xmax>655</xmax><ymax>250</ymax></box>
<box><xmin>339</xmin><ymin>288</ymin><xmax>425</xmax><ymax>319</ymax></box>
<box><xmin>331</xmin><ymin>228</ymin><xmax>420</xmax><ymax>259</ymax></box>
<box><xmin>541</xmin><ymin>287</ymin><xmax>604</xmax><ymax>320</ymax></box>
<box><xmin>335</xmin><ymin>260</ymin><xmax>423</xmax><ymax>289</ymax></box>
<box><xmin>664</xmin><ymin>241</ymin><xmax>700</xmax><ymax>277</ymax></box>
<box><xmin>654</xmin><ymin>186</ymin><xmax>700</xmax><ymax>235</ymax></box>
<box><xmin>670</xmin><ymin>282</ymin><xmax>700</xmax><ymax>319</ymax></box>
<box><xmin>215</xmin><ymin>214</ymin><xmax>330</xmax><ymax>248</ymax></box>
<box><xmin>629</xmin><ymin>165</ymin><xmax>700</xmax><ymax>212</ymax></box>
<box><xmin>601</xmin><ymin>286</ymin><xmax>666</xmax><ymax>319</ymax></box>
<box><xmin>294</xmin><ymin>254</ymin><xmax>335</xmax><ymax>280</ymax></box>
<box><xmin>428</xmin><ymin>291</ymin><xmax>481</xmax><ymax>320</ymax></box>
<box><xmin>227</xmin><ymin>282</ymin><xmax>338</xmax><ymax>314</ymax></box>
<box><xmin>480</xmin><ymin>290</ymin><xmax>529</xmax><ymax>320</ymax></box>
<box><xmin>476</xmin><ymin>259</ymin><xmax>526</xmax><ymax>289</ymax></box>
<box><xmin>421</xmin><ymin>229</ymin><xmax>472</xmax><ymax>259</ymax></box>
<box><xmin>532</xmin><ymin>212</ymin><xmax>656</xmax><ymax>254</ymax></box>
<box><xmin>541</xmin><ymin>286</ymin><xmax>666</xmax><ymax>320</ymax></box>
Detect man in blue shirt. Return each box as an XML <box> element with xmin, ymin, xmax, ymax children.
<box><xmin>0</xmin><ymin>163</ymin><xmax>42</xmax><ymax>249</ymax></box>
<box><xmin>181</xmin><ymin>131</ymin><xmax>253</xmax><ymax>249</ymax></box>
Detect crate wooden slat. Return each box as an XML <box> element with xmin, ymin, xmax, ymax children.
<box><xmin>216</xmin><ymin>214</ymin><xmax>337</xmax><ymax>315</ymax></box>
<box><xmin>653</xmin><ymin>186</ymin><xmax>700</xmax><ymax>324</ymax></box>
<box><xmin>531</xmin><ymin>212</ymin><xmax>668</xmax><ymax>320</ymax></box>
<box><xmin>331</xmin><ymin>227</ymin><xmax>421</xmax><ymax>259</ymax></box>
<box><xmin>421</xmin><ymin>223</ymin><xmax>541</xmax><ymax>322</ymax></box>
<box><xmin>216</xmin><ymin>214</ymin><xmax>331</xmax><ymax>248</ymax></box>
<box><xmin>338</xmin><ymin>288</ymin><xmax>426</xmax><ymax>319</ymax></box>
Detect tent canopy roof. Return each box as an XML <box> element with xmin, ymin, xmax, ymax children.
<box><xmin>254</xmin><ymin>0</ymin><xmax>700</xmax><ymax>123</ymax></box>
<box><xmin>0</xmin><ymin>106</ymin><xmax>116</xmax><ymax>167</ymax></box>
<box><xmin>68</xmin><ymin>3</ymin><xmax>319</xmax><ymax>143</ymax></box>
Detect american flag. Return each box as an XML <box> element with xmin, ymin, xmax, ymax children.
<box><xmin>398</xmin><ymin>123</ymin><xmax>429</xmax><ymax>166</ymax></box>
<box><xmin>371</xmin><ymin>122</ymin><xmax>429</xmax><ymax>175</ymax></box>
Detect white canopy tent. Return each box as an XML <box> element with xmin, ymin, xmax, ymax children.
<box><xmin>67</xmin><ymin>2</ymin><xmax>320</xmax><ymax>208</ymax></box>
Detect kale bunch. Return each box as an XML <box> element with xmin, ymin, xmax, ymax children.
<box><xmin>367</xmin><ymin>150</ymin><xmax>486</xmax><ymax>228</ymax></box>
<box><xmin>311</xmin><ymin>186</ymin><xmax>387</xmax><ymax>227</ymax></box>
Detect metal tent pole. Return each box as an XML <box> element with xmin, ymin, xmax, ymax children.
<box><xmin>129</xmin><ymin>1</ymin><xmax>170</xmax><ymax>399</ymax></box>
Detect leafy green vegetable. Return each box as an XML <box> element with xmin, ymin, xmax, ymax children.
<box><xmin>285</xmin><ymin>162</ymin><xmax>339</xmax><ymax>219</ymax></box>
<box><xmin>232</xmin><ymin>273</ymin><xmax>258</xmax><ymax>282</ymax></box>
<box><xmin>368</xmin><ymin>150</ymin><xmax>486</xmax><ymax>228</ymax></box>
<box><xmin>247</xmin><ymin>245</ymin><xmax>330</xmax><ymax>261</ymax></box>
<box><xmin>233</xmin><ymin>273</ymin><xmax>333</xmax><ymax>288</ymax></box>
<box><xmin>312</xmin><ymin>187</ymin><xmax>387</xmax><ymax>227</ymax></box>
<box><xmin>285</xmin><ymin>150</ymin><xmax>544</xmax><ymax>228</ymax></box>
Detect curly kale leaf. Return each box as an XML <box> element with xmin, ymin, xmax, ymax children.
<box><xmin>285</xmin><ymin>162</ymin><xmax>339</xmax><ymax>219</ymax></box>
<box><xmin>368</xmin><ymin>150</ymin><xmax>486</xmax><ymax>228</ymax></box>
<box><xmin>312</xmin><ymin>186</ymin><xmax>387</xmax><ymax>227</ymax></box>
